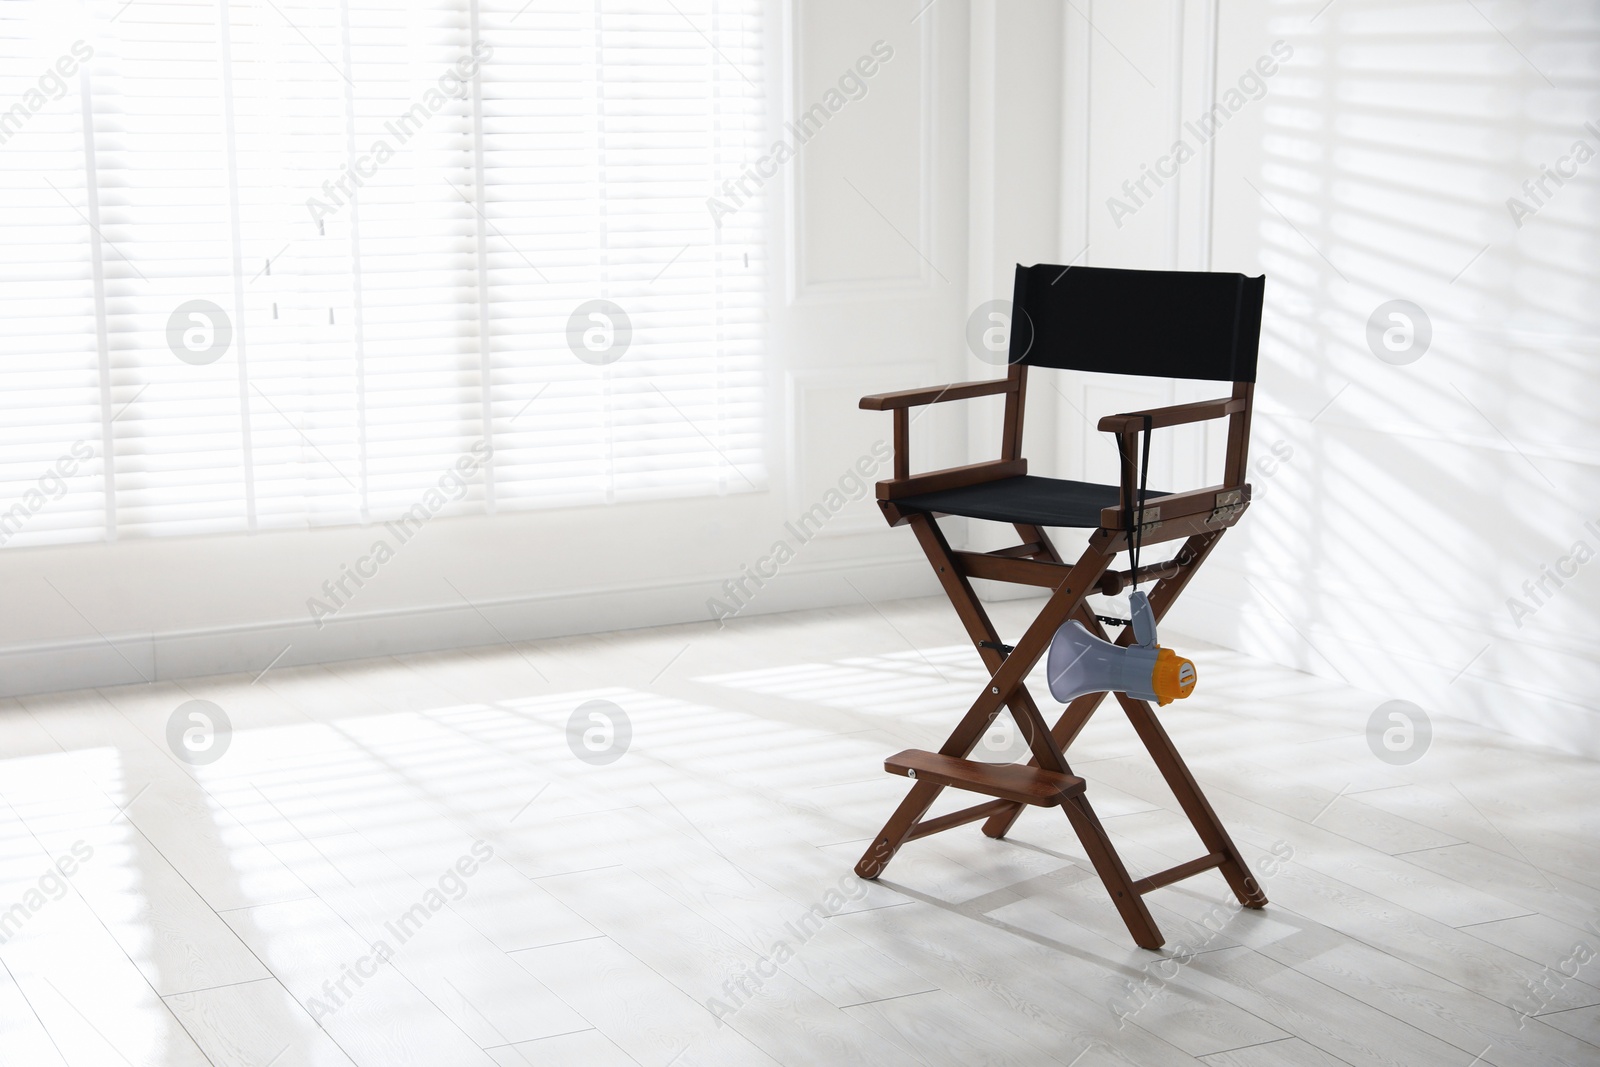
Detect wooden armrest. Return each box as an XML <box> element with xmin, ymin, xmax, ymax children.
<box><xmin>1097</xmin><ymin>396</ymin><xmax>1245</xmax><ymax>434</ymax></box>
<box><xmin>860</xmin><ymin>377</ymin><xmax>1015</xmax><ymax>411</ymax></box>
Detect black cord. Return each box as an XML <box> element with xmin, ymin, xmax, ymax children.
<box><xmin>1129</xmin><ymin>413</ymin><xmax>1153</xmax><ymax>594</ymax></box>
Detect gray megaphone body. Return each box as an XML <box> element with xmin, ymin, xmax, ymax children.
<box><xmin>1047</xmin><ymin>591</ymin><xmax>1196</xmax><ymax>707</ymax></box>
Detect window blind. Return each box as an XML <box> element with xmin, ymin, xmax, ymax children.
<box><xmin>0</xmin><ymin>0</ymin><xmax>766</xmax><ymax>548</ymax></box>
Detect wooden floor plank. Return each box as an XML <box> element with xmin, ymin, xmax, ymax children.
<box><xmin>511</xmin><ymin>935</ymin><xmax>784</xmax><ymax>1067</ymax></box>
<box><xmin>538</xmin><ymin>864</ymin><xmax>927</xmax><ymax>1066</ymax></box>
<box><xmin>486</xmin><ymin>1028</ymin><xmax>635</xmax><ymax>1067</ymax></box>
<box><xmin>1199</xmin><ymin>1036</ymin><xmax>1348</xmax><ymax>1066</ymax></box>
<box><xmin>219</xmin><ymin>896</ymin><xmax>497</xmax><ymax>1066</ymax></box>
<box><xmin>842</xmin><ymin>989</ymin><xmax>1053</xmax><ymax>1066</ymax></box>
<box><xmin>0</xmin><ymin>956</ymin><xmax>69</xmax><ymax>1067</ymax></box>
<box><xmin>164</xmin><ymin>976</ymin><xmax>358</xmax><ymax>1067</ymax></box>
<box><xmin>261</xmin><ymin>832</ymin><xmax>588</xmax><ymax>1047</ymax></box>
<box><xmin>833</xmin><ymin>898</ymin><xmax>1210</xmax><ymax>1064</ymax></box>
<box><xmin>1182</xmin><ymin>945</ymin><xmax>1480</xmax><ymax>1067</ymax></box>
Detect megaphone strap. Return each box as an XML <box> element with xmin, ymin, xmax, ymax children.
<box><xmin>1124</xmin><ymin>412</ymin><xmax>1155</xmax><ymax>594</ymax></box>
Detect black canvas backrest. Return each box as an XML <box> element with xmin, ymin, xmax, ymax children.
<box><xmin>1008</xmin><ymin>264</ymin><xmax>1264</xmax><ymax>382</ymax></box>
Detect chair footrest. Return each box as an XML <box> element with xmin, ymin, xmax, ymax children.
<box><xmin>884</xmin><ymin>750</ymin><xmax>1085</xmax><ymax>807</ymax></box>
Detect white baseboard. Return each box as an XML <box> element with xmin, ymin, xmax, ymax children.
<box><xmin>0</xmin><ymin>554</ymin><xmax>940</xmax><ymax>699</ymax></box>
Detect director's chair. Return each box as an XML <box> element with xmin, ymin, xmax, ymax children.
<box><xmin>854</xmin><ymin>263</ymin><xmax>1268</xmax><ymax>950</ymax></box>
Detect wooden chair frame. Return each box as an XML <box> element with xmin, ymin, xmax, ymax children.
<box><xmin>854</xmin><ymin>362</ymin><xmax>1266</xmax><ymax>950</ymax></box>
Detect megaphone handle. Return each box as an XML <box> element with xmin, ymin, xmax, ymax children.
<box><xmin>1130</xmin><ymin>590</ymin><xmax>1157</xmax><ymax>648</ymax></box>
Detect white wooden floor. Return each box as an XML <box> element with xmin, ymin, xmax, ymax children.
<box><xmin>1</xmin><ymin>595</ymin><xmax>1597</xmax><ymax>1067</ymax></box>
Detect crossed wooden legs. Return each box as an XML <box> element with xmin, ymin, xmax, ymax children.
<box><xmin>854</xmin><ymin>515</ymin><xmax>1265</xmax><ymax>950</ymax></box>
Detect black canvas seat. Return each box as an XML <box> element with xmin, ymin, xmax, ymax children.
<box><xmin>896</xmin><ymin>475</ymin><xmax>1169</xmax><ymax>529</ymax></box>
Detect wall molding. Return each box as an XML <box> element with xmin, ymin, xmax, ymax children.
<box><xmin>786</xmin><ymin>0</ymin><xmax>938</xmax><ymax>302</ymax></box>
<box><xmin>0</xmin><ymin>551</ymin><xmax>940</xmax><ymax>700</ymax></box>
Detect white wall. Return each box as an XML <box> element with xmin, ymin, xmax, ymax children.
<box><xmin>1</xmin><ymin>0</ymin><xmax>1027</xmax><ymax>696</ymax></box>
<box><xmin>1059</xmin><ymin>0</ymin><xmax>1599</xmax><ymax>756</ymax></box>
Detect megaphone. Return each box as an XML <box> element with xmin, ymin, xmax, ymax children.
<box><xmin>1047</xmin><ymin>591</ymin><xmax>1196</xmax><ymax>706</ymax></box>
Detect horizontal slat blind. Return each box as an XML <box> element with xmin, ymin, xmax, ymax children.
<box><xmin>479</xmin><ymin>0</ymin><xmax>766</xmax><ymax>508</ymax></box>
<box><xmin>0</xmin><ymin>6</ymin><xmax>108</xmax><ymax>547</ymax></box>
<box><xmin>0</xmin><ymin>0</ymin><xmax>765</xmax><ymax>548</ymax></box>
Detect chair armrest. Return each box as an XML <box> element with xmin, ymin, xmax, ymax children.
<box><xmin>1100</xmin><ymin>397</ymin><xmax>1250</xmax><ymax>536</ymax></box>
<box><xmin>860</xmin><ymin>377</ymin><xmax>1015</xmax><ymax>411</ymax></box>
<box><xmin>1096</xmin><ymin>396</ymin><xmax>1245</xmax><ymax>434</ymax></box>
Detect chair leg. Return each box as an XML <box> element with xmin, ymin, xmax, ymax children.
<box><xmin>907</xmin><ymin>513</ymin><xmax>1070</xmax><ymax>764</ymax></box>
<box><xmin>1061</xmin><ymin>792</ymin><xmax>1164</xmax><ymax>949</ymax></box>
<box><xmin>981</xmin><ymin>680</ymin><xmax>1109</xmax><ymax>839</ymax></box>
<box><xmin>1115</xmin><ymin>693</ymin><xmax>1267</xmax><ymax>909</ymax></box>
<box><xmin>854</xmin><ymin>780</ymin><xmax>943</xmax><ymax>879</ymax></box>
